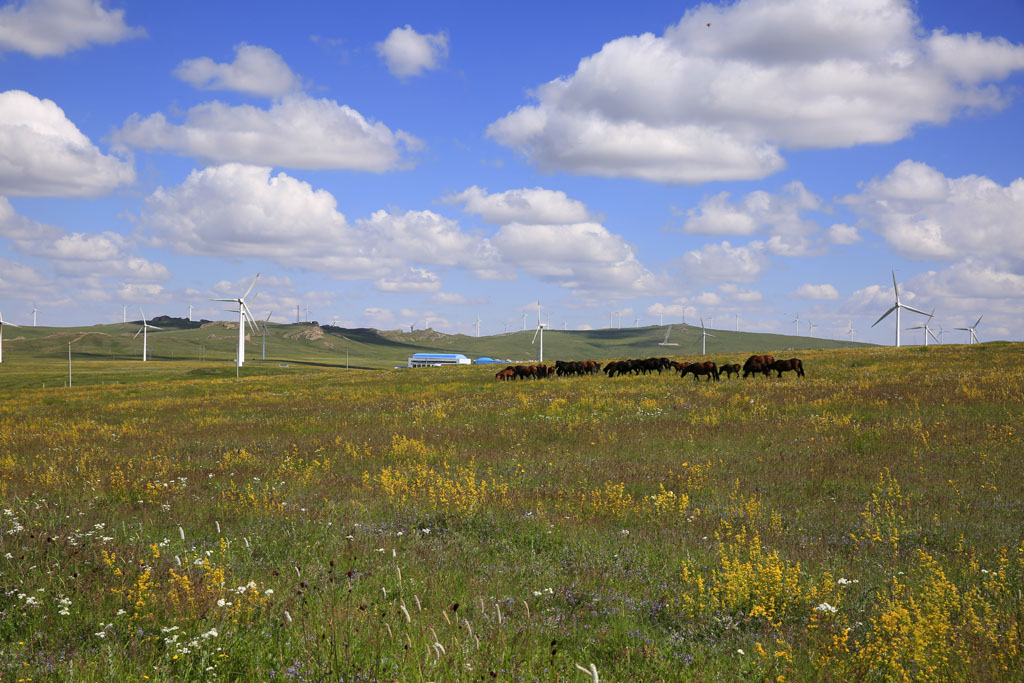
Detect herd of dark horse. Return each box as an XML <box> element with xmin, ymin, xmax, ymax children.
<box><xmin>495</xmin><ymin>354</ymin><xmax>805</xmax><ymax>381</ymax></box>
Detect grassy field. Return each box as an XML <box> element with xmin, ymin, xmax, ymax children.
<box><xmin>0</xmin><ymin>318</ymin><xmax>873</xmax><ymax>383</ymax></box>
<box><xmin>1</xmin><ymin>342</ymin><xmax>1021</xmax><ymax>681</ymax></box>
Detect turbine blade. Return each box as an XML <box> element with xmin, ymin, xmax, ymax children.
<box><xmin>531</xmin><ymin>326</ymin><xmax>540</xmax><ymax>344</ymax></box>
<box><xmin>974</xmin><ymin>315</ymin><xmax>983</xmax><ymax>328</ymax></box>
<box><xmin>211</xmin><ymin>298</ymin><xmax>236</xmax><ymax>303</ymax></box>
<box><xmin>954</xmin><ymin>327</ymin><xmax>969</xmax><ymax>331</ymax></box>
<box><xmin>928</xmin><ymin>329</ymin><xmax>940</xmax><ymax>343</ymax></box>
<box><xmin>900</xmin><ymin>303</ymin><xmax>929</xmax><ymax>317</ymax></box>
<box><xmin>871</xmin><ymin>306</ymin><xmax>897</xmax><ymax>327</ymax></box>
<box><xmin>147</xmin><ymin>325</ymin><xmax>163</xmax><ymax>330</ymax></box>
<box><xmin>241</xmin><ymin>273</ymin><xmax>260</xmax><ymax>301</ymax></box>
<box><xmin>133</xmin><ymin>327</ymin><xmax>143</xmax><ymax>339</ymax></box>
<box><xmin>892</xmin><ymin>270</ymin><xmax>900</xmax><ymax>302</ymax></box>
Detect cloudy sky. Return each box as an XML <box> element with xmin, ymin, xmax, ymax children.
<box><xmin>2</xmin><ymin>0</ymin><xmax>1023</xmax><ymax>345</ymax></box>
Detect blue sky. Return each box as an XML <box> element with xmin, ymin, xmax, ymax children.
<box><xmin>2</xmin><ymin>0</ymin><xmax>1024</xmax><ymax>345</ymax></box>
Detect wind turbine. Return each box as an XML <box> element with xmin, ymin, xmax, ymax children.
<box><xmin>188</xmin><ymin>304</ymin><xmax>193</xmax><ymax>323</ymax></box>
<box><xmin>792</xmin><ymin>313</ymin><xmax>800</xmax><ymax>336</ymax></box>
<box><xmin>698</xmin><ymin>317</ymin><xmax>716</xmax><ymax>355</ymax></box>
<box><xmin>474</xmin><ymin>315</ymin><xmax>481</xmax><ymax>337</ymax></box>
<box><xmin>735</xmin><ymin>313</ymin><xmax>740</xmax><ymax>332</ymax></box>
<box><xmin>907</xmin><ymin>309</ymin><xmax>939</xmax><ymax>346</ymax></box>
<box><xmin>871</xmin><ymin>270</ymin><xmax>929</xmax><ymax>347</ymax></box>
<box><xmin>531</xmin><ymin>302</ymin><xmax>546</xmax><ymax>362</ymax></box>
<box><xmin>0</xmin><ymin>310</ymin><xmax>19</xmax><ymax>363</ymax></box>
<box><xmin>634</xmin><ymin>316</ymin><xmax>640</xmax><ymax>328</ymax></box>
<box><xmin>260</xmin><ymin>311</ymin><xmax>272</xmax><ymax>360</ymax></box>
<box><xmin>32</xmin><ymin>303</ymin><xmax>38</xmax><ymax>327</ymax></box>
<box><xmin>847</xmin><ymin>320</ymin><xmax>855</xmax><ymax>341</ymax></box>
<box><xmin>807</xmin><ymin>320</ymin><xmax>817</xmax><ymax>336</ymax></box>
<box><xmin>133</xmin><ymin>308</ymin><xmax>162</xmax><ymax>362</ymax></box>
<box><xmin>211</xmin><ymin>273</ymin><xmax>260</xmax><ymax>368</ymax></box>
<box><xmin>522</xmin><ymin>312</ymin><xmax>527</xmax><ymax>331</ymax></box>
<box><xmin>955</xmin><ymin>315</ymin><xmax>983</xmax><ymax>344</ymax></box>
<box><xmin>122</xmin><ymin>305</ymin><xmax>127</xmax><ymax>324</ymax></box>
<box><xmin>659</xmin><ymin>325</ymin><xmax>678</xmax><ymax>347</ymax></box>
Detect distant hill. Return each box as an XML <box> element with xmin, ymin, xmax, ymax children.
<box><xmin>0</xmin><ymin>320</ymin><xmax>875</xmax><ymax>370</ymax></box>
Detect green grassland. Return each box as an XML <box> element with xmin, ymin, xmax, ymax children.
<box><xmin>0</xmin><ymin>318</ymin><xmax>872</xmax><ymax>390</ymax></box>
<box><xmin>1</xmin><ymin>341</ymin><xmax>1021</xmax><ymax>681</ymax></box>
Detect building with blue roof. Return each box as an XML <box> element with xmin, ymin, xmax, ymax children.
<box><xmin>407</xmin><ymin>352</ymin><xmax>471</xmax><ymax>367</ymax></box>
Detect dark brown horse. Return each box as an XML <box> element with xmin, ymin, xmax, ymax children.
<box><xmin>680</xmin><ymin>361</ymin><xmax>719</xmax><ymax>381</ymax></box>
<box><xmin>770</xmin><ymin>358</ymin><xmax>805</xmax><ymax>378</ymax></box>
<box><xmin>719</xmin><ymin>363</ymin><xmax>741</xmax><ymax>379</ymax></box>
<box><xmin>742</xmin><ymin>354</ymin><xmax>774</xmax><ymax>378</ymax></box>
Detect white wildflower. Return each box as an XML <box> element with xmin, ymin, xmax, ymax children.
<box><xmin>815</xmin><ymin>602</ymin><xmax>838</xmax><ymax>614</ymax></box>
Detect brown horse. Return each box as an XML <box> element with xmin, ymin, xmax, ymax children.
<box><xmin>742</xmin><ymin>354</ymin><xmax>774</xmax><ymax>378</ymax></box>
<box><xmin>719</xmin><ymin>363</ymin><xmax>741</xmax><ymax>379</ymax></box>
<box><xmin>771</xmin><ymin>358</ymin><xmax>805</xmax><ymax>378</ymax></box>
<box><xmin>680</xmin><ymin>361</ymin><xmax>719</xmax><ymax>381</ymax></box>
<box><xmin>495</xmin><ymin>367</ymin><xmax>516</xmax><ymax>381</ymax></box>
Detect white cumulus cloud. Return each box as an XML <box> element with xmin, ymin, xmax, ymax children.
<box><xmin>174</xmin><ymin>44</ymin><xmax>301</xmax><ymax>97</ymax></box>
<box><xmin>0</xmin><ymin>0</ymin><xmax>143</xmax><ymax>57</ymax></box>
<box><xmin>792</xmin><ymin>283</ymin><xmax>839</xmax><ymax>300</ymax></box>
<box><xmin>0</xmin><ymin>90</ymin><xmax>135</xmax><ymax>197</ymax></box>
<box><xmin>446</xmin><ymin>186</ymin><xmax>590</xmax><ymax>225</ymax></box>
<box><xmin>376</xmin><ymin>25</ymin><xmax>449</xmax><ymax>78</ymax></box>
<box><xmin>115</xmin><ymin>95</ymin><xmax>421</xmax><ymax>172</ymax></box>
<box><xmin>844</xmin><ymin>160</ymin><xmax>1024</xmax><ymax>265</ymax></box>
<box><xmin>679</xmin><ymin>241</ymin><xmax>768</xmax><ymax>283</ymax></box>
<box><xmin>488</xmin><ymin>0</ymin><xmax>1024</xmax><ymax>183</ymax></box>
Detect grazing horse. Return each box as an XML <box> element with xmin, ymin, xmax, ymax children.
<box><xmin>680</xmin><ymin>361</ymin><xmax>719</xmax><ymax>381</ymax></box>
<box><xmin>719</xmin><ymin>363</ymin><xmax>741</xmax><ymax>379</ymax></box>
<box><xmin>514</xmin><ymin>365</ymin><xmax>538</xmax><ymax>380</ymax></box>
<box><xmin>495</xmin><ymin>367</ymin><xmax>516</xmax><ymax>381</ymax></box>
<box><xmin>770</xmin><ymin>358</ymin><xmax>805</xmax><ymax>378</ymax></box>
<box><xmin>742</xmin><ymin>354</ymin><xmax>774</xmax><ymax>378</ymax></box>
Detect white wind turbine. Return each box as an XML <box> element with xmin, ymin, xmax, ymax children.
<box><xmin>698</xmin><ymin>317</ymin><xmax>716</xmax><ymax>355</ymax></box>
<box><xmin>807</xmin><ymin>320</ymin><xmax>817</xmax><ymax>336</ymax></box>
<box><xmin>634</xmin><ymin>315</ymin><xmax>640</xmax><ymax>328</ymax></box>
<box><xmin>0</xmin><ymin>310</ymin><xmax>19</xmax><ymax>363</ymax></box>
<box><xmin>792</xmin><ymin>313</ymin><xmax>800</xmax><ymax>335</ymax></box>
<box><xmin>133</xmin><ymin>308</ymin><xmax>162</xmax><ymax>362</ymax></box>
<box><xmin>122</xmin><ymin>305</ymin><xmax>127</xmax><ymax>324</ymax></box>
<box><xmin>871</xmin><ymin>270</ymin><xmax>929</xmax><ymax>347</ymax></box>
<box><xmin>847</xmin><ymin>320</ymin><xmax>855</xmax><ymax>341</ymax></box>
<box><xmin>907</xmin><ymin>309</ymin><xmax>939</xmax><ymax>346</ymax></box>
<box><xmin>531</xmin><ymin>302</ymin><xmax>546</xmax><ymax>362</ymax></box>
<box><xmin>474</xmin><ymin>315</ymin><xmax>481</xmax><ymax>337</ymax></box>
<box><xmin>955</xmin><ymin>315</ymin><xmax>983</xmax><ymax>344</ymax></box>
<box><xmin>260</xmin><ymin>311</ymin><xmax>272</xmax><ymax>361</ymax></box>
<box><xmin>211</xmin><ymin>273</ymin><xmax>260</xmax><ymax>368</ymax></box>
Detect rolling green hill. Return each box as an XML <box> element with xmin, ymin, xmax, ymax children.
<box><xmin>0</xmin><ymin>318</ymin><xmax>876</xmax><ymax>389</ymax></box>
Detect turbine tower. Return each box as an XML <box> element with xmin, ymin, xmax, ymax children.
<box><xmin>955</xmin><ymin>315</ymin><xmax>983</xmax><ymax>344</ymax></box>
<box><xmin>847</xmin><ymin>320</ymin><xmax>855</xmax><ymax>341</ymax></box>
<box><xmin>261</xmin><ymin>311</ymin><xmax>272</xmax><ymax>361</ymax></box>
<box><xmin>531</xmin><ymin>301</ymin><xmax>546</xmax><ymax>362</ymax></box>
<box><xmin>792</xmin><ymin>313</ymin><xmax>800</xmax><ymax>336</ymax></box>
<box><xmin>212</xmin><ymin>273</ymin><xmax>260</xmax><ymax>368</ymax></box>
<box><xmin>133</xmin><ymin>308</ymin><xmax>162</xmax><ymax>362</ymax></box>
<box><xmin>907</xmin><ymin>309</ymin><xmax>939</xmax><ymax>346</ymax></box>
<box><xmin>0</xmin><ymin>311</ymin><xmax>19</xmax><ymax>363</ymax></box>
<box><xmin>698</xmin><ymin>317</ymin><xmax>716</xmax><ymax>355</ymax></box>
<box><xmin>188</xmin><ymin>304</ymin><xmax>193</xmax><ymax>323</ymax></box>
<box><xmin>32</xmin><ymin>303</ymin><xmax>38</xmax><ymax>327</ymax></box>
<box><xmin>807</xmin><ymin>321</ymin><xmax>817</xmax><ymax>336</ymax></box>
<box><xmin>871</xmin><ymin>270</ymin><xmax>928</xmax><ymax>347</ymax></box>
<box><xmin>474</xmin><ymin>315</ymin><xmax>481</xmax><ymax>337</ymax></box>
<box><xmin>122</xmin><ymin>305</ymin><xmax>127</xmax><ymax>324</ymax></box>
